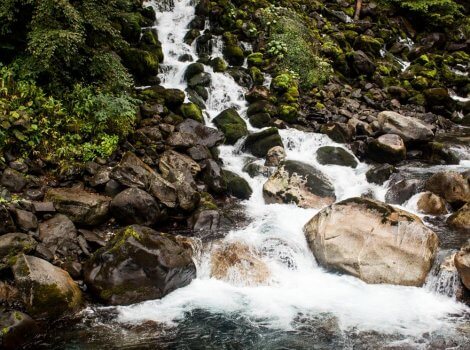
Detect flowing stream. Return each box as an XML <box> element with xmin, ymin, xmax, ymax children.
<box><xmin>46</xmin><ymin>1</ymin><xmax>470</xmax><ymax>348</ymax></box>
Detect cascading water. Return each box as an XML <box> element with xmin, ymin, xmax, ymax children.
<box><xmin>105</xmin><ymin>1</ymin><xmax>470</xmax><ymax>346</ymax></box>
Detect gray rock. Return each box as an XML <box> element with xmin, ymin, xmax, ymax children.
<box><xmin>1</xmin><ymin>168</ymin><xmax>27</xmax><ymax>193</ymax></box>
<box><xmin>316</xmin><ymin>146</ymin><xmax>358</xmax><ymax>168</ymax></box>
<box><xmin>110</xmin><ymin>188</ymin><xmax>162</xmax><ymax>226</ymax></box>
<box><xmin>377</xmin><ymin>111</ymin><xmax>434</xmax><ymax>142</ymax></box>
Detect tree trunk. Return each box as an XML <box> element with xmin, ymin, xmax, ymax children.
<box><xmin>354</xmin><ymin>0</ymin><xmax>363</xmax><ymax>21</ymax></box>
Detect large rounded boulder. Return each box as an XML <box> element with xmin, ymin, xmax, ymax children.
<box><xmin>377</xmin><ymin>111</ymin><xmax>434</xmax><ymax>142</ymax></box>
<box><xmin>263</xmin><ymin>160</ymin><xmax>335</xmax><ymax>208</ymax></box>
<box><xmin>84</xmin><ymin>225</ymin><xmax>196</xmax><ymax>305</ymax></box>
<box><xmin>303</xmin><ymin>197</ymin><xmax>439</xmax><ymax>286</ymax></box>
<box><xmin>110</xmin><ymin>188</ymin><xmax>162</xmax><ymax>226</ymax></box>
<box><xmin>213</xmin><ymin>108</ymin><xmax>248</xmax><ymax>145</ymax></box>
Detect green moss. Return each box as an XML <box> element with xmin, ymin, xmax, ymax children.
<box><xmin>247</xmin><ymin>52</ymin><xmax>264</xmax><ymax>67</ymax></box>
<box><xmin>213</xmin><ymin>108</ymin><xmax>248</xmax><ymax>144</ymax></box>
<box><xmin>249</xmin><ymin>67</ymin><xmax>264</xmax><ymax>85</ymax></box>
<box><xmin>180</xmin><ymin>103</ymin><xmax>204</xmax><ymax>123</ymax></box>
<box><xmin>278</xmin><ymin>104</ymin><xmax>299</xmax><ymax>123</ymax></box>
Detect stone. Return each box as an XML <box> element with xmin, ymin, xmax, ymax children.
<box><xmin>245</xmin><ymin>86</ymin><xmax>270</xmax><ymax>103</ymax></box>
<box><xmin>166</xmin><ymin>131</ymin><xmax>197</xmax><ymax>148</ymax></box>
<box><xmin>210</xmin><ymin>242</ymin><xmax>269</xmax><ymax>286</ymax></box>
<box><xmin>348</xmin><ymin>50</ymin><xmax>376</xmax><ymax>76</ymax></box>
<box><xmin>213</xmin><ymin>108</ymin><xmax>248</xmax><ymax>145</ymax></box>
<box><xmin>222</xmin><ymin>170</ymin><xmax>253</xmax><ymax>200</ymax></box>
<box><xmin>13</xmin><ymin>254</ymin><xmax>82</xmax><ymax>319</ymax></box>
<box><xmin>366</xmin><ymin>164</ymin><xmax>396</xmax><ymax>185</ymax></box>
<box><xmin>416</xmin><ymin>192</ymin><xmax>448</xmax><ymax>215</ymax></box>
<box><xmin>0</xmin><ymin>311</ymin><xmax>39</xmax><ymax>350</ymax></box>
<box><xmin>134</xmin><ymin>126</ymin><xmax>163</xmax><ymax>145</ymax></box>
<box><xmin>88</xmin><ymin>167</ymin><xmax>111</xmax><ymax>187</ymax></box>
<box><xmin>377</xmin><ymin>111</ymin><xmax>434</xmax><ymax>142</ymax></box>
<box><xmin>455</xmin><ymin>243</ymin><xmax>470</xmax><ymax>290</ymax></box>
<box><xmin>180</xmin><ymin>102</ymin><xmax>204</xmax><ymax>123</ymax></box>
<box><xmin>385</xmin><ymin>179</ymin><xmax>424</xmax><ymax>205</ymax></box>
<box><xmin>447</xmin><ymin>203</ymin><xmax>470</xmax><ymax>233</ymax></box>
<box><xmin>110</xmin><ymin>188</ymin><xmax>162</xmax><ymax>226</ymax></box>
<box><xmin>0</xmin><ymin>233</ymin><xmax>37</xmax><ymax>266</ymax></box>
<box><xmin>265</xmin><ymin>146</ymin><xmax>286</xmax><ymax>167</ymax></box>
<box><xmin>177</xmin><ymin>119</ymin><xmax>224</xmax><ymax>148</ymax></box>
<box><xmin>0</xmin><ymin>205</ymin><xmax>16</xmax><ymax>235</ymax></box>
<box><xmin>12</xmin><ymin>209</ymin><xmax>38</xmax><ymax>232</ymax></box>
<box><xmin>316</xmin><ymin>146</ymin><xmax>358</xmax><ymax>168</ymax></box>
<box><xmin>202</xmin><ymin>159</ymin><xmax>225</xmax><ymax>194</ymax></box>
<box><xmin>1</xmin><ymin>168</ymin><xmax>27</xmax><ymax>193</ymax></box>
<box><xmin>84</xmin><ymin>225</ymin><xmax>196</xmax><ymax>305</ymax></box>
<box><xmin>39</xmin><ymin>214</ymin><xmax>80</xmax><ymax>258</ymax></box>
<box><xmin>263</xmin><ymin>160</ymin><xmax>336</xmax><ymax>208</ymax></box>
<box><xmin>243</xmin><ymin>128</ymin><xmax>284</xmax><ymax>158</ymax></box>
<box><xmin>320</xmin><ymin>123</ymin><xmax>354</xmax><ymax>143</ymax></box>
<box><xmin>304</xmin><ymin>197</ymin><xmax>439</xmax><ymax>286</ymax></box>
<box><xmin>425</xmin><ymin>171</ymin><xmax>470</xmax><ymax>206</ymax></box>
<box><xmin>367</xmin><ymin>134</ymin><xmax>406</xmax><ymax>163</ymax></box>
<box><xmin>45</xmin><ymin>188</ymin><xmax>110</xmax><ymax>226</ymax></box>
<box><xmin>187</xmin><ymin>144</ymin><xmax>212</xmax><ymax>161</ymax></box>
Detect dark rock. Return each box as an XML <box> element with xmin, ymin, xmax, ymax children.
<box><xmin>188</xmin><ymin>72</ymin><xmax>211</xmax><ymax>88</ymax></box>
<box><xmin>243</xmin><ymin>128</ymin><xmax>284</xmax><ymax>158</ymax></box>
<box><xmin>202</xmin><ymin>159</ymin><xmax>226</xmax><ymax>193</ymax></box>
<box><xmin>249</xmin><ymin>113</ymin><xmax>272</xmax><ymax>128</ymax></box>
<box><xmin>1</xmin><ymin>168</ymin><xmax>27</xmax><ymax>193</ymax></box>
<box><xmin>104</xmin><ymin>179</ymin><xmax>122</xmax><ymax>197</ymax></box>
<box><xmin>213</xmin><ymin>108</ymin><xmax>248</xmax><ymax>144</ymax></box>
<box><xmin>385</xmin><ymin>179</ymin><xmax>424</xmax><ymax>205</ymax></box>
<box><xmin>84</xmin><ymin>225</ymin><xmax>196</xmax><ymax>305</ymax></box>
<box><xmin>366</xmin><ymin>164</ymin><xmax>397</xmax><ymax>185</ymax></box>
<box><xmin>348</xmin><ymin>50</ymin><xmax>376</xmax><ymax>76</ymax></box>
<box><xmin>184</xmin><ymin>62</ymin><xmax>205</xmax><ymax>81</ymax></box>
<box><xmin>12</xmin><ymin>209</ymin><xmax>38</xmax><ymax>232</ymax></box>
<box><xmin>0</xmin><ymin>311</ymin><xmax>39</xmax><ymax>350</ymax></box>
<box><xmin>177</xmin><ymin>119</ymin><xmax>224</xmax><ymax>148</ymax></box>
<box><xmin>0</xmin><ymin>233</ymin><xmax>37</xmax><ymax>267</ymax></box>
<box><xmin>0</xmin><ymin>205</ymin><xmax>16</xmax><ymax>235</ymax></box>
<box><xmin>316</xmin><ymin>146</ymin><xmax>358</xmax><ymax>168</ymax></box>
<box><xmin>222</xmin><ymin>170</ymin><xmax>252</xmax><ymax>200</ymax></box>
<box><xmin>166</xmin><ymin>131</ymin><xmax>197</xmax><ymax>149</ymax></box>
<box><xmin>187</xmin><ymin>145</ymin><xmax>212</xmax><ymax>161</ymax></box>
<box><xmin>110</xmin><ymin>188</ymin><xmax>161</xmax><ymax>226</ymax></box>
<box><xmin>39</xmin><ymin>214</ymin><xmax>80</xmax><ymax>258</ymax></box>
<box><xmin>245</xmin><ymin>86</ymin><xmax>270</xmax><ymax>103</ymax></box>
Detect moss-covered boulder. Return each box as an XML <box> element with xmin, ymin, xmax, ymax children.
<box><xmin>184</xmin><ymin>62</ymin><xmax>205</xmax><ymax>81</ymax></box>
<box><xmin>84</xmin><ymin>225</ymin><xmax>196</xmax><ymax>305</ymax></box>
<box><xmin>213</xmin><ymin>108</ymin><xmax>248</xmax><ymax>144</ymax></box>
<box><xmin>247</xmin><ymin>100</ymin><xmax>277</xmax><ymax>117</ymax></box>
<box><xmin>140</xmin><ymin>28</ymin><xmax>164</xmax><ymax>62</ymax></box>
<box><xmin>180</xmin><ymin>102</ymin><xmax>204</xmax><ymax>123</ymax></box>
<box><xmin>210</xmin><ymin>57</ymin><xmax>228</xmax><ymax>72</ymax></box>
<box><xmin>223</xmin><ymin>45</ymin><xmax>245</xmax><ymax>66</ymax></box>
<box><xmin>247</xmin><ymin>52</ymin><xmax>264</xmax><ymax>67</ymax></box>
<box><xmin>222</xmin><ymin>170</ymin><xmax>253</xmax><ymax>200</ymax></box>
<box><xmin>13</xmin><ymin>254</ymin><xmax>82</xmax><ymax>319</ymax></box>
<box><xmin>249</xmin><ymin>113</ymin><xmax>272</xmax><ymax>128</ymax></box>
<box><xmin>316</xmin><ymin>146</ymin><xmax>358</xmax><ymax>168</ymax></box>
<box><xmin>353</xmin><ymin>35</ymin><xmax>384</xmax><ymax>56</ymax></box>
<box><xmin>121</xmin><ymin>48</ymin><xmax>159</xmax><ymax>81</ymax></box>
<box><xmin>0</xmin><ymin>233</ymin><xmax>37</xmax><ymax>269</ymax></box>
<box><xmin>243</xmin><ymin>128</ymin><xmax>284</xmax><ymax>158</ymax></box>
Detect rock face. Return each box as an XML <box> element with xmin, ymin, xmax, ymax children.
<box><xmin>45</xmin><ymin>188</ymin><xmax>110</xmax><ymax>225</ymax></box>
<box><xmin>303</xmin><ymin>197</ymin><xmax>439</xmax><ymax>286</ymax></box>
<box><xmin>425</xmin><ymin>171</ymin><xmax>470</xmax><ymax>206</ymax></box>
<box><xmin>110</xmin><ymin>188</ymin><xmax>162</xmax><ymax>226</ymax></box>
<box><xmin>263</xmin><ymin>160</ymin><xmax>336</xmax><ymax>208</ymax></box>
<box><xmin>210</xmin><ymin>242</ymin><xmax>269</xmax><ymax>286</ymax></box>
<box><xmin>84</xmin><ymin>225</ymin><xmax>196</xmax><ymax>305</ymax></box>
<box><xmin>243</xmin><ymin>128</ymin><xmax>284</xmax><ymax>157</ymax></box>
<box><xmin>316</xmin><ymin>146</ymin><xmax>358</xmax><ymax>168</ymax></box>
<box><xmin>455</xmin><ymin>243</ymin><xmax>470</xmax><ymax>290</ymax></box>
<box><xmin>416</xmin><ymin>191</ymin><xmax>448</xmax><ymax>215</ymax></box>
<box><xmin>12</xmin><ymin>254</ymin><xmax>82</xmax><ymax>319</ymax></box>
<box><xmin>377</xmin><ymin>111</ymin><xmax>434</xmax><ymax>142</ymax></box>
<box><xmin>447</xmin><ymin>203</ymin><xmax>470</xmax><ymax>233</ymax></box>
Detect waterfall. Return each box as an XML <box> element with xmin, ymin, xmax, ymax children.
<box><xmin>117</xmin><ymin>0</ymin><xmax>469</xmax><ymax>342</ymax></box>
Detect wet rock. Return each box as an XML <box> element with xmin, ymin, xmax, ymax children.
<box><xmin>377</xmin><ymin>111</ymin><xmax>434</xmax><ymax>142</ymax></box>
<box><xmin>45</xmin><ymin>188</ymin><xmax>110</xmax><ymax>226</ymax></box>
<box><xmin>385</xmin><ymin>179</ymin><xmax>424</xmax><ymax>204</ymax></box>
<box><xmin>447</xmin><ymin>203</ymin><xmax>470</xmax><ymax>233</ymax></box>
<box><xmin>213</xmin><ymin>108</ymin><xmax>248</xmax><ymax>145</ymax></box>
<box><xmin>39</xmin><ymin>214</ymin><xmax>80</xmax><ymax>258</ymax></box>
<box><xmin>177</xmin><ymin>119</ymin><xmax>224</xmax><ymax>148</ymax></box>
<box><xmin>0</xmin><ymin>205</ymin><xmax>16</xmax><ymax>235</ymax></box>
<box><xmin>367</xmin><ymin>134</ymin><xmax>406</xmax><ymax>163</ymax></box>
<box><xmin>425</xmin><ymin>171</ymin><xmax>470</xmax><ymax>207</ymax></box>
<box><xmin>243</xmin><ymin>128</ymin><xmax>284</xmax><ymax>158</ymax></box>
<box><xmin>209</xmin><ymin>57</ymin><xmax>228</xmax><ymax>72</ymax></box>
<box><xmin>12</xmin><ymin>209</ymin><xmax>38</xmax><ymax>232</ymax></box>
<box><xmin>202</xmin><ymin>159</ymin><xmax>225</xmax><ymax>193</ymax></box>
<box><xmin>1</xmin><ymin>168</ymin><xmax>27</xmax><ymax>193</ymax></box>
<box><xmin>304</xmin><ymin>197</ymin><xmax>439</xmax><ymax>286</ymax></box>
<box><xmin>245</xmin><ymin>86</ymin><xmax>270</xmax><ymax>103</ymax></box>
<box><xmin>228</xmin><ymin>67</ymin><xmax>253</xmax><ymax>88</ymax></box>
<box><xmin>13</xmin><ymin>254</ymin><xmax>82</xmax><ymax>319</ymax></box>
<box><xmin>416</xmin><ymin>191</ymin><xmax>449</xmax><ymax>215</ymax></box>
<box><xmin>265</xmin><ymin>146</ymin><xmax>286</xmax><ymax>167</ymax></box>
<box><xmin>222</xmin><ymin>170</ymin><xmax>252</xmax><ymax>200</ymax></box>
<box><xmin>316</xmin><ymin>146</ymin><xmax>358</xmax><ymax>168</ymax></box>
<box><xmin>263</xmin><ymin>160</ymin><xmax>335</xmax><ymax>208</ymax></box>
<box><xmin>246</xmin><ymin>100</ymin><xmax>277</xmax><ymax>117</ymax></box>
<box><xmin>455</xmin><ymin>243</ymin><xmax>470</xmax><ymax>290</ymax></box>
<box><xmin>0</xmin><ymin>311</ymin><xmax>39</xmax><ymax>350</ymax></box>
<box><xmin>188</xmin><ymin>193</ymin><xmax>220</xmax><ymax>232</ymax></box>
<box><xmin>184</xmin><ymin>62</ymin><xmax>204</xmax><ymax>81</ymax></box>
<box><xmin>249</xmin><ymin>113</ymin><xmax>272</xmax><ymax>128</ymax></box>
<box><xmin>320</xmin><ymin>123</ymin><xmax>354</xmax><ymax>143</ymax></box>
<box><xmin>210</xmin><ymin>242</ymin><xmax>269</xmax><ymax>286</ymax></box>
<box><xmin>188</xmin><ymin>72</ymin><xmax>211</xmax><ymax>88</ymax></box>
<box><xmin>84</xmin><ymin>225</ymin><xmax>196</xmax><ymax>305</ymax></box>
<box><xmin>110</xmin><ymin>188</ymin><xmax>161</xmax><ymax>226</ymax></box>
<box><xmin>180</xmin><ymin>102</ymin><xmax>204</xmax><ymax>123</ymax></box>
<box><xmin>365</xmin><ymin>164</ymin><xmax>396</xmax><ymax>185</ymax></box>
<box><xmin>0</xmin><ymin>233</ymin><xmax>37</xmax><ymax>267</ymax></box>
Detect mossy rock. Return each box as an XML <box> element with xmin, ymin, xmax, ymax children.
<box><xmin>316</xmin><ymin>146</ymin><xmax>358</xmax><ymax>168</ymax></box>
<box><xmin>0</xmin><ymin>233</ymin><xmax>37</xmax><ymax>268</ymax></box>
<box><xmin>243</xmin><ymin>128</ymin><xmax>284</xmax><ymax>158</ymax></box>
<box><xmin>278</xmin><ymin>104</ymin><xmax>299</xmax><ymax>123</ymax></box>
<box><xmin>223</xmin><ymin>45</ymin><xmax>245</xmax><ymax>66</ymax></box>
<box><xmin>247</xmin><ymin>52</ymin><xmax>264</xmax><ymax>67</ymax></box>
<box><xmin>0</xmin><ymin>311</ymin><xmax>38</xmax><ymax>349</ymax></box>
<box><xmin>213</xmin><ymin>108</ymin><xmax>248</xmax><ymax>144</ymax></box>
<box><xmin>184</xmin><ymin>63</ymin><xmax>205</xmax><ymax>81</ymax></box>
<box><xmin>163</xmin><ymin>88</ymin><xmax>186</xmax><ymax>108</ymax></box>
<box><xmin>249</xmin><ymin>66</ymin><xmax>264</xmax><ymax>85</ymax></box>
<box><xmin>249</xmin><ymin>113</ymin><xmax>272</xmax><ymax>128</ymax></box>
<box><xmin>271</xmin><ymin>73</ymin><xmax>294</xmax><ymax>93</ymax></box>
<box><xmin>354</xmin><ymin>35</ymin><xmax>383</xmax><ymax>56</ymax></box>
<box><xmin>119</xmin><ymin>12</ymin><xmax>143</xmax><ymax>44</ymax></box>
<box><xmin>140</xmin><ymin>28</ymin><xmax>164</xmax><ymax>62</ymax></box>
<box><xmin>210</xmin><ymin>57</ymin><xmax>228</xmax><ymax>72</ymax></box>
<box><xmin>121</xmin><ymin>48</ymin><xmax>159</xmax><ymax>80</ymax></box>
<box><xmin>222</xmin><ymin>170</ymin><xmax>253</xmax><ymax>200</ymax></box>
<box><xmin>184</xmin><ymin>29</ymin><xmax>200</xmax><ymax>45</ymax></box>
<box><xmin>180</xmin><ymin>103</ymin><xmax>204</xmax><ymax>123</ymax></box>
<box><xmin>247</xmin><ymin>100</ymin><xmax>277</xmax><ymax>117</ymax></box>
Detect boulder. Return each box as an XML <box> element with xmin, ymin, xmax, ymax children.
<box><xmin>1</xmin><ymin>168</ymin><xmax>27</xmax><ymax>193</ymax></box>
<box><xmin>303</xmin><ymin>197</ymin><xmax>439</xmax><ymax>286</ymax></box>
<box><xmin>265</xmin><ymin>146</ymin><xmax>286</xmax><ymax>167</ymax></box>
<box><xmin>249</xmin><ymin>113</ymin><xmax>272</xmax><ymax>128</ymax></box>
<box><xmin>243</xmin><ymin>128</ymin><xmax>284</xmax><ymax>158</ymax></box>
<box><xmin>184</xmin><ymin>62</ymin><xmax>204</xmax><ymax>81</ymax></box>
<box><xmin>12</xmin><ymin>209</ymin><xmax>38</xmax><ymax>232</ymax></box>
<box><xmin>177</xmin><ymin>119</ymin><xmax>224</xmax><ymax>148</ymax></box>
<box><xmin>110</xmin><ymin>188</ymin><xmax>162</xmax><ymax>226</ymax></box>
<box><xmin>455</xmin><ymin>243</ymin><xmax>470</xmax><ymax>290</ymax></box>
<box><xmin>447</xmin><ymin>203</ymin><xmax>470</xmax><ymax>233</ymax></box>
<box><xmin>0</xmin><ymin>205</ymin><xmax>16</xmax><ymax>235</ymax></box>
<box><xmin>263</xmin><ymin>160</ymin><xmax>335</xmax><ymax>208</ymax></box>
<box><xmin>222</xmin><ymin>170</ymin><xmax>252</xmax><ymax>200</ymax></box>
<box><xmin>0</xmin><ymin>311</ymin><xmax>39</xmax><ymax>350</ymax></box>
<box><xmin>385</xmin><ymin>179</ymin><xmax>424</xmax><ymax>204</ymax></box>
<box><xmin>202</xmin><ymin>159</ymin><xmax>226</xmax><ymax>194</ymax></box>
<box><xmin>39</xmin><ymin>214</ymin><xmax>80</xmax><ymax>258</ymax></box>
<box><xmin>213</xmin><ymin>108</ymin><xmax>248</xmax><ymax>145</ymax></box>
<box><xmin>180</xmin><ymin>102</ymin><xmax>204</xmax><ymax>123</ymax></box>
<box><xmin>348</xmin><ymin>50</ymin><xmax>376</xmax><ymax>76</ymax></box>
<box><xmin>13</xmin><ymin>254</ymin><xmax>82</xmax><ymax>319</ymax></box>
<box><xmin>245</xmin><ymin>86</ymin><xmax>270</xmax><ymax>103</ymax></box>
<box><xmin>425</xmin><ymin>171</ymin><xmax>470</xmax><ymax>206</ymax></box>
<box><xmin>188</xmin><ymin>193</ymin><xmax>221</xmax><ymax>232</ymax></box>
<box><xmin>45</xmin><ymin>188</ymin><xmax>110</xmax><ymax>226</ymax></box>
<box><xmin>377</xmin><ymin>111</ymin><xmax>434</xmax><ymax>142</ymax></box>
<box><xmin>416</xmin><ymin>192</ymin><xmax>448</xmax><ymax>215</ymax></box>
<box><xmin>320</xmin><ymin>123</ymin><xmax>354</xmax><ymax>143</ymax></box>
<box><xmin>84</xmin><ymin>225</ymin><xmax>196</xmax><ymax>305</ymax></box>
<box><xmin>366</xmin><ymin>164</ymin><xmax>396</xmax><ymax>185</ymax></box>
<box><xmin>166</xmin><ymin>131</ymin><xmax>197</xmax><ymax>149</ymax></box>
<box><xmin>0</xmin><ymin>233</ymin><xmax>37</xmax><ymax>267</ymax></box>
<box><xmin>316</xmin><ymin>146</ymin><xmax>358</xmax><ymax>168</ymax></box>
<box><xmin>187</xmin><ymin>144</ymin><xmax>212</xmax><ymax>161</ymax></box>
<box><xmin>210</xmin><ymin>242</ymin><xmax>269</xmax><ymax>286</ymax></box>
<box><xmin>367</xmin><ymin>134</ymin><xmax>406</xmax><ymax>163</ymax></box>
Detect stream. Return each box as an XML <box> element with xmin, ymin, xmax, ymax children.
<box><xmin>40</xmin><ymin>0</ymin><xmax>470</xmax><ymax>348</ymax></box>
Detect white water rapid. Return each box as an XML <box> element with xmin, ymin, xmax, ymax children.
<box><xmin>117</xmin><ymin>0</ymin><xmax>469</xmax><ymax>343</ymax></box>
